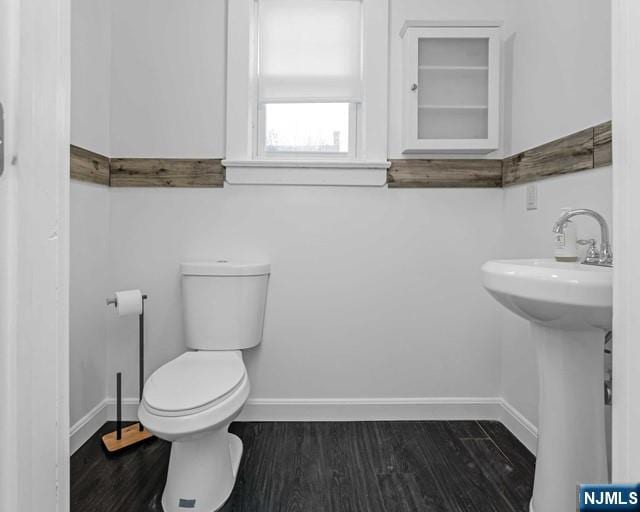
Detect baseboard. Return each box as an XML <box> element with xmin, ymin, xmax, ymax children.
<box><xmin>69</xmin><ymin>397</ymin><xmax>140</xmax><ymax>454</ymax></box>
<box><xmin>238</xmin><ymin>396</ymin><xmax>504</xmax><ymax>422</ymax></box>
<box><xmin>498</xmin><ymin>399</ymin><xmax>538</xmax><ymax>454</ymax></box>
<box><xmin>70</xmin><ymin>399</ymin><xmax>108</xmax><ymax>454</ymax></box>
<box><xmin>70</xmin><ymin>395</ymin><xmax>537</xmax><ymax>456</ymax></box>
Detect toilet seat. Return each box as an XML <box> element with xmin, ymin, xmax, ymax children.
<box><xmin>143</xmin><ymin>351</ymin><xmax>245</xmax><ymax>417</ymax></box>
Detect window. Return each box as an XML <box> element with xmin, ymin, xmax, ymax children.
<box><xmin>257</xmin><ymin>0</ymin><xmax>362</xmax><ymax>158</ymax></box>
<box><xmin>263</xmin><ymin>103</ymin><xmax>354</xmax><ymax>155</ymax></box>
<box><xmin>224</xmin><ymin>0</ymin><xmax>389</xmax><ymax>186</ymax></box>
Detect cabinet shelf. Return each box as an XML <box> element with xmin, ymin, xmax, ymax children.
<box><xmin>418</xmin><ymin>104</ymin><xmax>488</xmax><ymax>110</ymax></box>
<box><xmin>418</xmin><ymin>65</ymin><xmax>488</xmax><ymax>71</ymax></box>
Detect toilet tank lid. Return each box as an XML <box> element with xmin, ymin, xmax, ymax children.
<box><xmin>181</xmin><ymin>260</ymin><xmax>271</xmax><ymax>276</ymax></box>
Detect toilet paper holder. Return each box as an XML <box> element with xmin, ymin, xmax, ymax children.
<box><xmin>102</xmin><ymin>292</ymin><xmax>154</xmax><ymax>453</ymax></box>
<box><xmin>105</xmin><ymin>293</ymin><xmax>148</xmax><ymax>306</ymax></box>
<box><xmin>106</xmin><ymin>292</ymin><xmax>148</xmax><ymax>411</ymax></box>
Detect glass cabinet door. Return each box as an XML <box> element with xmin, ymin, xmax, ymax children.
<box><xmin>402</xmin><ymin>26</ymin><xmax>500</xmax><ymax>154</ymax></box>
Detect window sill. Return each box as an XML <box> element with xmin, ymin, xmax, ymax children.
<box><xmin>222</xmin><ymin>159</ymin><xmax>390</xmax><ymax>186</ymax></box>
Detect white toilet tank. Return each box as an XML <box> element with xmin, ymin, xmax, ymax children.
<box><xmin>181</xmin><ymin>260</ymin><xmax>270</xmax><ymax>350</ymax></box>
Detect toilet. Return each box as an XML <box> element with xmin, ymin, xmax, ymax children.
<box><xmin>138</xmin><ymin>260</ymin><xmax>270</xmax><ymax>512</ymax></box>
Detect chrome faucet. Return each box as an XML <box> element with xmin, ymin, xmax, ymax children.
<box><xmin>552</xmin><ymin>209</ymin><xmax>613</xmax><ymax>267</ymax></box>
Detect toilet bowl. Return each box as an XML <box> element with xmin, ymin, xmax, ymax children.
<box><xmin>139</xmin><ymin>351</ymin><xmax>250</xmax><ymax>512</ymax></box>
<box><xmin>139</xmin><ymin>260</ymin><xmax>270</xmax><ymax>512</ymax></box>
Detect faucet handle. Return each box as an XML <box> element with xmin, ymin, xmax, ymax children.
<box><xmin>577</xmin><ymin>239</ymin><xmax>600</xmax><ymax>264</ymax></box>
<box><xmin>599</xmin><ymin>243</ymin><xmax>613</xmax><ymax>266</ymax></box>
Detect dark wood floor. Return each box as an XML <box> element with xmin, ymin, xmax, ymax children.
<box><xmin>71</xmin><ymin>421</ymin><xmax>535</xmax><ymax>512</ymax></box>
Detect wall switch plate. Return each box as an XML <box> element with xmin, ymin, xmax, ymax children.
<box><xmin>526</xmin><ymin>183</ymin><xmax>538</xmax><ymax>210</ymax></box>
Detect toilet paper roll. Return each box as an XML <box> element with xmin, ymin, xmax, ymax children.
<box><xmin>114</xmin><ymin>289</ymin><xmax>143</xmax><ymax>316</ymax></box>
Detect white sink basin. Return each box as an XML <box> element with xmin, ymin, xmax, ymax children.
<box><xmin>482</xmin><ymin>258</ymin><xmax>612</xmax><ymax>512</ymax></box>
<box><xmin>482</xmin><ymin>258</ymin><xmax>612</xmax><ymax>330</ymax></box>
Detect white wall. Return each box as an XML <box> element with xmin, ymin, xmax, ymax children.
<box><xmin>70</xmin><ymin>182</ymin><xmax>110</xmax><ymax>426</ymax></box>
<box><xmin>109</xmin><ymin>186</ymin><xmax>503</xmax><ymax>402</ymax></box>
<box><xmin>105</xmin><ymin>0</ymin><xmax>507</xmax><ymax>405</ymax></box>
<box><xmin>504</xmin><ymin>0</ymin><xmax>611</xmax><ymax>155</ymax></box>
<box><xmin>499</xmin><ymin>0</ymin><xmax>612</xmax><ymax>426</ymax></box>
<box><xmin>71</xmin><ymin>0</ymin><xmax>111</xmax><ymax>155</ymax></box>
<box><xmin>70</xmin><ymin>0</ymin><xmax>112</xmax><ymax>431</ymax></box>
<box><xmin>110</xmin><ymin>0</ymin><xmax>226</xmax><ymax>158</ymax></box>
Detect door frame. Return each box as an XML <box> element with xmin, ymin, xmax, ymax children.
<box><xmin>0</xmin><ymin>0</ymin><xmax>70</xmax><ymax>509</ymax></box>
<box><xmin>612</xmin><ymin>0</ymin><xmax>640</xmax><ymax>480</ymax></box>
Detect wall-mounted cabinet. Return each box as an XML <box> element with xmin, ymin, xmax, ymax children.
<box><xmin>401</xmin><ymin>23</ymin><xmax>501</xmax><ymax>154</ymax></box>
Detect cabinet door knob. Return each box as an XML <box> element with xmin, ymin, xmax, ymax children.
<box><xmin>410</xmin><ymin>83</ymin><xmax>418</xmax><ymax>91</ymax></box>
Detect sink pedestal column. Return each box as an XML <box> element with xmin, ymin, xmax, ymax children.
<box><xmin>530</xmin><ymin>323</ymin><xmax>608</xmax><ymax>512</ymax></box>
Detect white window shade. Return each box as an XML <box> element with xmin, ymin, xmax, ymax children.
<box><xmin>258</xmin><ymin>0</ymin><xmax>363</xmax><ymax>103</ymax></box>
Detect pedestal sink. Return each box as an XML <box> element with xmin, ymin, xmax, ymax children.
<box><xmin>482</xmin><ymin>258</ymin><xmax>612</xmax><ymax>512</ymax></box>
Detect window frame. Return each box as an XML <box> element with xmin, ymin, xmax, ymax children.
<box><xmin>224</xmin><ymin>0</ymin><xmax>389</xmax><ymax>186</ymax></box>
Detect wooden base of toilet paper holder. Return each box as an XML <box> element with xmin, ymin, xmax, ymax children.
<box><xmin>101</xmin><ymin>423</ymin><xmax>154</xmax><ymax>453</ymax></box>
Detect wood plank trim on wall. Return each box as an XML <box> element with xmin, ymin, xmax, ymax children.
<box><xmin>110</xmin><ymin>158</ymin><xmax>224</xmax><ymax>187</ymax></box>
<box><xmin>70</xmin><ymin>145</ymin><xmax>110</xmax><ymax>186</ymax></box>
<box><xmin>593</xmin><ymin>121</ymin><xmax>613</xmax><ymax>169</ymax></box>
<box><xmin>387</xmin><ymin>159</ymin><xmax>502</xmax><ymax>188</ymax></box>
<box><xmin>70</xmin><ymin>148</ymin><xmax>224</xmax><ymax>188</ymax></box>
<box><xmin>388</xmin><ymin>121</ymin><xmax>612</xmax><ymax>188</ymax></box>
<box><xmin>70</xmin><ymin>121</ymin><xmax>611</xmax><ymax>188</ymax></box>
<box><xmin>502</xmin><ymin>121</ymin><xmax>612</xmax><ymax>187</ymax></box>
<box><xmin>502</xmin><ymin>127</ymin><xmax>594</xmax><ymax>187</ymax></box>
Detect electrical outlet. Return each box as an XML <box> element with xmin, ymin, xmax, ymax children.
<box><xmin>526</xmin><ymin>183</ymin><xmax>538</xmax><ymax>210</ymax></box>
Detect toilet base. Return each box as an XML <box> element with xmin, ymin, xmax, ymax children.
<box><xmin>161</xmin><ymin>428</ymin><xmax>243</xmax><ymax>512</ymax></box>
